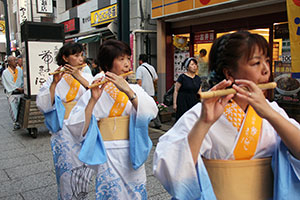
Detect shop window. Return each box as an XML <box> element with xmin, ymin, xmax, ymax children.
<box><xmin>173</xmin><ymin>34</ymin><xmax>190</xmax><ymax>81</ymax></box>
<box><xmin>194</xmin><ymin>31</ymin><xmax>214</xmax><ymax>78</ymax></box>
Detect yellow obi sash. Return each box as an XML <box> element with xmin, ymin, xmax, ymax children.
<box><xmin>63</xmin><ymin>74</ymin><xmax>80</xmax><ymax>103</ymax></box>
<box><xmin>97</xmin><ymin>116</ymin><xmax>129</xmax><ymax>141</ymax></box>
<box><xmin>203</xmin><ymin>158</ymin><xmax>273</xmax><ymax>200</ymax></box>
<box><xmin>8</xmin><ymin>67</ymin><xmax>18</xmax><ymax>83</ymax></box>
<box><xmin>62</xmin><ymin>101</ymin><xmax>77</xmax><ymax>119</ymax></box>
<box><xmin>97</xmin><ymin>82</ymin><xmax>130</xmax><ymax>141</ymax></box>
<box><xmin>224</xmin><ymin>101</ymin><xmax>263</xmax><ymax>160</ymax></box>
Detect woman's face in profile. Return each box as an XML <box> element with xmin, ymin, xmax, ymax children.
<box><xmin>63</xmin><ymin>51</ymin><xmax>84</xmax><ymax>66</ymax></box>
<box><xmin>110</xmin><ymin>54</ymin><xmax>131</xmax><ymax>75</ymax></box>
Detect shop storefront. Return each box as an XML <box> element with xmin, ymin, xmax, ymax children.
<box><xmin>153</xmin><ymin>0</ymin><xmax>300</xmax><ymax>121</ymax></box>
<box><xmin>60</xmin><ymin>3</ymin><xmax>117</xmax><ymax>60</ymax></box>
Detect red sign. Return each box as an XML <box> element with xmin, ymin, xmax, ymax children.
<box><xmin>200</xmin><ymin>0</ymin><xmax>211</xmax><ymax>5</ymax></box>
<box><xmin>293</xmin><ymin>0</ymin><xmax>300</xmax><ymax>6</ymax></box>
<box><xmin>61</xmin><ymin>18</ymin><xmax>79</xmax><ymax>34</ymax></box>
<box><xmin>194</xmin><ymin>32</ymin><xmax>214</xmax><ymax>44</ymax></box>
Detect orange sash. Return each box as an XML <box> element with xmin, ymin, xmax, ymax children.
<box><xmin>8</xmin><ymin>67</ymin><xmax>18</xmax><ymax>83</ymax></box>
<box><xmin>224</xmin><ymin>101</ymin><xmax>262</xmax><ymax>160</ymax></box>
<box><xmin>63</xmin><ymin>74</ymin><xmax>80</xmax><ymax>103</ymax></box>
<box><xmin>104</xmin><ymin>82</ymin><xmax>129</xmax><ymax>117</ymax></box>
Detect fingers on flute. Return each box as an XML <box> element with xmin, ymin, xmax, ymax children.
<box><xmin>212</xmin><ymin>79</ymin><xmax>232</xmax><ymax>91</ymax></box>
<box><xmin>232</xmin><ymin>84</ymin><xmax>252</xmax><ymax>100</ymax></box>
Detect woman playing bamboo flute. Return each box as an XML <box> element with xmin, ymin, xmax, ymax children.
<box><xmin>37</xmin><ymin>42</ymin><xmax>95</xmax><ymax>200</ymax></box>
<box><xmin>153</xmin><ymin>31</ymin><xmax>300</xmax><ymax>200</ymax></box>
<box><xmin>65</xmin><ymin>39</ymin><xmax>158</xmax><ymax>199</ymax></box>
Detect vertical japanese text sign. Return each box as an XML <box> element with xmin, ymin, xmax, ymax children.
<box><xmin>36</xmin><ymin>0</ymin><xmax>53</xmax><ymax>14</ymax></box>
<box><xmin>18</xmin><ymin>0</ymin><xmax>28</xmax><ymax>24</ymax></box>
<box><xmin>28</xmin><ymin>41</ymin><xmax>62</xmax><ymax>95</ymax></box>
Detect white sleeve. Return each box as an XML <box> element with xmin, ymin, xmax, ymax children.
<box><xmin>270</xmin><ymin>101</ymin><xmax>300</xmax><ymax>179</ymax></box>
<box><xmin>153</xmin><ymin>104</ymin><xmax>203</xmax><ymax>197</ymax></box>
<box><xmin>36</xmin><ymin>76</ymin><xmax>55</xmax><ymax>113</ymax></box>
<box><xmin>136</xmin><ymin>67</ymin><xmax>142</xmax><ymax>80</ymax></box>
<box><xmin>131</xmin><ymin>84</ymin><xmax>158</xmax><ymax>119</ymax></box>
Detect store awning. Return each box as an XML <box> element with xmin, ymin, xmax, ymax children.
<box><xmin>77</xmin><ymin>34</ymin><xmax>101</xmax><ymax>44</ymax></box>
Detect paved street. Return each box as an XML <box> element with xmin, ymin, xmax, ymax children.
<box><xmin>0</xmin><ymin>83</ymin><xmax>172</xmax><ymax>200</ymax></box>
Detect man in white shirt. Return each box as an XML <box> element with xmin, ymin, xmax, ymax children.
<box><xmin>136</xmin><ymin>54</ymin><xmax>161</xmax><ymax>128</ymax></box>
<box><xmin>2</xmin><ymin>55</ymin><xmax>24</xmax><ymax>130</ymax></box>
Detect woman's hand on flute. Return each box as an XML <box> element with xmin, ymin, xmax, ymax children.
<box><xmin>200</xmin><ymin>79</ymin><xmax>234</xmax><ymax>125</ymax></box>
<box><xmin>105</xmin><ymin>71</ymin><xmax>131</xmax><ymax>94</ymax></box>
<box><xmin>232</xmin><ymin>79</ymin><xmax>273</xmax><ymax>119</ymax></box>
<box><xmin>90</xmin><ymin>76</ymin><xmax>107</xmax><ymax>101</ymax></box>
<box><xmin>52</xmin><ymin>66</ymin><xmax>65</xmax><ymax>84</ymax></box>
<box><xmin>63</xmin><ymin>64</ymin><xmax>81</xmax><ymax>79</ymax></box>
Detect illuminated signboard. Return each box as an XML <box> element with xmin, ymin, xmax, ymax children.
<box><xmin>0</xmin><ymin>20</ymin><xmax>5</xmax><ymax>33</ymax></box>
<box><xmin>152</xmin><ymin>0</ymin><xmax>236</xmax><ymax>18</ymax></box>
<box><xmin>61</xmin><ymin>18</ymin><xmax>80</xmax><ymax>34</ymax></box>
<box><xmin>91</xmin><ymin>4</ymin><xmax>117</xmax><ymax>27</ymax></box>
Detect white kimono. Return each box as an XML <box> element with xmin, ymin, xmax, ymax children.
<box><xmin>1</xmin><ymin>66</ymin><xmax>23</xmax><ymax>122</ymax></box>
<box><xmin>36</xmin><ymin>72</ymin><xmax>94</xmax><ymax>200</ymax></box>
<box><xmin>65</xmin><ymin>80</ymin><xmax>158</xmax><ymax>200</ymax></box>
<box><xmin>153</xmin><ymin>101</ymin><xmax>300</xmax><ymax>200</ymax></box>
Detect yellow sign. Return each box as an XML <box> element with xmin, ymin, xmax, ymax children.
<box><xmin>0</xmin><ymin>20</ymin><xmax>5</xmax><ymax>33</ymax></box>
<box><xmin>152</xmin><ymin>0</ymin><xmax>234</xmax><ymax>18</ymax></box>
<box><xmin>91</xmin><ymin>4</ymin><xmax>117</xmax><ymax>27</ymax></box>
<box><xmin>287</xmin><ymin>0</ymin><xmax>300</xmax><ymax>72</ymax></box>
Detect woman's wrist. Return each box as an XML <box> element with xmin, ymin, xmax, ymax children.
<box><xmin>89</xmin><ymin>97</ymin><xmax>98</xmax><ymax>106</ymax></box>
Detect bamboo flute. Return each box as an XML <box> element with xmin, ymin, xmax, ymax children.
<box><xmin>48</xmin><ymin>63</ymin><xmax>87</xmax><ymax>75</ymax></box>
<box><xmin>88</xmin><ymin>71</ymin><xmax>134</xmax><ymax>89</ymax></box>
<box><xmin>199</xmin><ymin>82</ymin><xmax>277</xmax><ymax>99</ymax></box>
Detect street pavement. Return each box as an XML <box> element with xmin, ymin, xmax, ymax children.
<box><xmin>0</xmin><ymin>83</ymin><xmax>173</xmax><ymax>200</ymax></box>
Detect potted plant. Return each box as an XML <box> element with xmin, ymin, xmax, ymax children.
<box><xmin>157</xmin><ymin>102</ymin><xmax>172</xmax><ymax>123</ymax></box>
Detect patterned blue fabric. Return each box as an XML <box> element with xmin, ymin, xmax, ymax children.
<box><xmin>272</xmin><ymin>141</ymin><xmax>300</xmax><ymax>200</ymax></box>
<box><xmin>51</xmin><ymin>134</ymin><xmax>73</xmax><ymax>199</ymax></box>
<box><xmin>95</xmin><ymin>166</ymin><xmax>147</xmax><ymax>200</ymax></box>
<box><xmin>44</xmin><ymin>95</ymin><xmax>65</xmax><ymax>133</ymax></box>
<box><xmin>129</xmin><ymin>114</ymin><xmax>153</xmax><ymax>170</ymax></box>
<box><xmin>79</xmin><ymin>115</ymin><xmax>107</xmax><ymax>165</ymax></box>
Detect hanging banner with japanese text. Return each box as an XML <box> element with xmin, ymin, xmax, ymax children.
<box><xmin>286</xmin><ymin>0</ymin><xmax>300</xmax><ymax>73</ymax></box>
<box><xmin>18</xmin><ymin>0</ymin><xmax>28</xmax><ymax>24</ymax></box>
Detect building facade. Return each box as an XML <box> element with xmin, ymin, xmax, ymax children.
<box><xmin>153</xmin><ymin>0</ymin><xmax>300</xmax><ymax>120</ymax></box>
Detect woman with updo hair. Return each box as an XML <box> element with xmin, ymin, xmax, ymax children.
<box><xmin>173</xmin><ymin>57</ymin><xmax>202</xmax><ymax>121</ymax></box>
<box><xmin>154</xmin><ymin>31</ymin><xmax>300</xmax><ymax>200</ymax></box>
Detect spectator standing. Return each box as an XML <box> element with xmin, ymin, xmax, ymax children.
<box><xmin>86</xmin><ymin>57</ymin><xmax>101</xmax><ymax>76</ymax></box>
<box><xmin>17</xmin><ymin>55</ymin><xmax>23</xmax><ymax>70</ymax></box>
<box><xmin>198</xmin><ymin>49</ymin><xmax>208</xmax><ymax>77</ymax></box>
<box><xmin>136</xmin><ymin>54</ymin><xmax>161</xmax><ymax>128</ymax></box>
<box><xmin>1</xmin><ymin>55</ymin><xmax>24</xmax><ymax>130</ymax></box>
<box><xmin>173</xmin><ymin>57</ymin><xmax>201</xmax><ymax>121</ymax></box>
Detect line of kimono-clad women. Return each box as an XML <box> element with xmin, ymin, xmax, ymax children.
<box><xmin>37</xmin><ymin>31</ymin><xmax>300</xmax><ymax>200</ymax></box>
